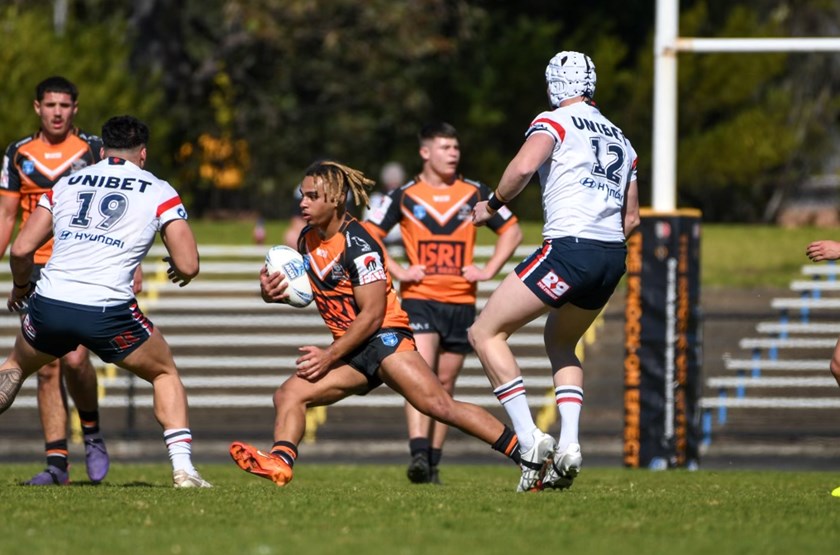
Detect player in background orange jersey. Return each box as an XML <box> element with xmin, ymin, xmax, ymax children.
<box><xmin>0</xmin><ymin>77</ymin><xmax>136</xmax><ymax>485</ymax></box>
<box><xmin>229</xmin><ymin>160</ymin><xmax>527</xmax><ymax>489</ymax></box>
<box><xmin>365</xmin><ymin>123</ymin><xmax>522</xmax><ymax>484</ymax></box>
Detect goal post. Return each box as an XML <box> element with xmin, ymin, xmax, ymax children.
<box><xmin>625</xmin><ymin>1</ymin><xmax>840</xmax><ymax>469</ymax></box>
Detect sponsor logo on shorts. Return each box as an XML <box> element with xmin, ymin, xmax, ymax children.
<box><xmin>380</xmin><ymin>332</ymin><xmax>398</xmax><ymax>347</ymax></box>
<box><xmin>537</xmin><ymin>270</ymin><xmax>570</xmax><ymax>300</ymax></box>
<box><xmin>22</xmin><ymin>314</ymin><xmax>36</xmax><ymax>341</ymax></box>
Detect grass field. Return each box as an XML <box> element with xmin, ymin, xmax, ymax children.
<box><xmin>187</xmin><ymin>219</ymin><xmax>835</xmax><ymax>289</ymax></box>
<box><xmin>1</xmin><ymin>463</ymin><xmax>838</xmax><ymax>555</ymax></box>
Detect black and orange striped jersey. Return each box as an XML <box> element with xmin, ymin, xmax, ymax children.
<box><xmin>365</xmin><ymin>177</ymin><xmax>518</xmax><ymax>304</ymax></box>
<box><xmin>0</xmin><ymin>128</ymin><xmax>102</xmax><ymax>264</ymax></box>
<box><xmin>298</xmin><ymin>213</ymin><xmax>411</xmax><ymax>339</ymax></box>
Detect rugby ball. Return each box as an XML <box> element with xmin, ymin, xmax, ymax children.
<box><xmin>264</xmin><ymin>245</ymin><xmax>314</xmax><ymax>308</ymax></box>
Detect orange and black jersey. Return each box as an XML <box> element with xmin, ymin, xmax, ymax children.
<box><xmin>365</xmin><ymin>177</ymin><xmax>518</xmax><ymax>304</ymax></box>
<box><xmin>298</xmin><ymin>214</ymin><xmax>411</xmax><ymax>339</ymax></box>
<box><xmin>0</xmin><ymin>128</ymin><xmax>102</xmax><ymax>264</ymax></box>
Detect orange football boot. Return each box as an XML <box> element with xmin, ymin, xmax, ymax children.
<box><xmin>229</xmin><ymin>441</ymin><xmax>294</xmax><ymax>486</ymax></box>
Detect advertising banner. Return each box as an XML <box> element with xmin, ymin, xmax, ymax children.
<box><xmin>624</xmin><ymin>209</ymin><xmax>702</xmax><ymax>468</ymax></box>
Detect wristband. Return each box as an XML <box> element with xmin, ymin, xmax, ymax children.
<box><xmin>488</xmin><ymin>193</ymin><xmax>506</xmax><ymax>212</ymax></box>
<box><xmin>13</xmin><ymin>280</ymin><xmax>30</xmax><ymax>289</ymax></box>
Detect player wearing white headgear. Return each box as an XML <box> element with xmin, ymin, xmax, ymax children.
<box><xmin>470</xmin><ymin>51</ymin><xmax>640</xmax><ymax>492</ymax></box>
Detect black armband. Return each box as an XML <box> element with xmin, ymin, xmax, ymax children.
<box><xmin>488</xmin><ymin>193</ymin><xmax>506</xmax><ymax>212</ymax></box>
<box><xmin>13</xmin><ymin>280</ymin><xmax>30</xmax><ymax>289</ymax></box>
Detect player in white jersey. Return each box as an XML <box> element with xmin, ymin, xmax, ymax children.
<box><xmin>470</xmin><ymin>51</ymin><xmax>640</xmax><ymax>492</ymax></box>
<box><xmin>0</xmin><ymin>115</ymin><xmax>211</xmax><ymax>488</ymax></box>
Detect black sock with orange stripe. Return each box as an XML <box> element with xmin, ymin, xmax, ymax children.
<box><xmin>45</xmin><ymin>439</ymin><xmax>69</xmax><ymax>472</ymax></box>
<box><xmin>271</xmin><ymin>441</ymin><xmax>298</xmax><ymax>468</ymax></box>
<box><xmin>78</xmin><ymin>409</ymin><xmax>101</xmax><ymax>437</ymax></box>
<box><xmin>492</xmin><ymin>426</ymin><xmax>521</xmax><ymax>465</ymax></box>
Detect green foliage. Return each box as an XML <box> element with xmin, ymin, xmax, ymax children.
<box><xmin>4</xmin><ymin>2</ymin><xmax>840</xmax><ymax>223</ymax></box>
<box><xmin>1</xmin><ymin>463</ymin><xmax>839</xmax><ymax>555</ymax></box>
<box><xmin>0</xmin><ymin>4</ymin><xmax>167</xmax><ymax>170</ymax></box>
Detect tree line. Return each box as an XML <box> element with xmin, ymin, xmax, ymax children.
<box><xmin>1</xmin><ymin>0</ymin><xmax>838</xmax><ymax>222</ymax></box>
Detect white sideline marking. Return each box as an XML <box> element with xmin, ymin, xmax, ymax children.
<box><xmin>739</xmin><ymin>337</ymin><xmax>835</xmax><ymax>349</ymax></box>
<box><xmin>790</xmin><ymin>280</ymin><xmax>840</xmax><ymax>292</ymax></box>
<box><xmin>756</xmin><ymin>322</ymin><xmax>840</xmax><ymax>334</ymax></box>
<box><xmin>18</xmin><ymin>373</ymin><xmax>555</xmax><ymax>390</ymax></box>
<box><xmin>699</xmin><ymin>397</ymin><xmax>840</xmax><ymax>409</ymax></box>
<box><xmin>771</xmin><ymin>298</ymin><xmax>840</xmax><ymax>310</ymax></box>
<box><xmin>7</xmin><ymin>392</ymin><xmax>552</xmax><ymax>410</ymax></box>
<box><xmin>0</xmin><ymin>332</ymin><xmax>550</xmax><ymax>349</ymax></box>
<box><xmin>707</xmin><ymin>376</ymin><xmax>835</xmax><ymax>388</ymax></box>
<box><xmin>724</xmin><ymin>359</ymin><xmax>828</xmax><ymax>371</ymax></box>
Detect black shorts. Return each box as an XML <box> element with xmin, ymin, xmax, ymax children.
<box><xmin>22</xmin><ymin>295</ymin><xmax>154</xmax><ymax>363</ymax></box>
<box><xmin>401</xmin><ymin>298</ymin><xmax>475</xmax><ymax>354</ymax></box>
<box><xmin>342</xmin><ymin>328</ymin><xmax>416</xmax><ymax>392</ymax></box>
<box><xmin>515</xmin><ymin>237</ymin><xmax>627</xmax><ymax>310</ymax></box>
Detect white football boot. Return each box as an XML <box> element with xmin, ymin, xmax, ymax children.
<box><xmin>543</xmin><ymin>443</ymin><xmax>582</xmax><ymax>490</ymax></box>
<box><xmin>173</xmin><ymin>469</ymin><xmax>213</xmax><ymax>488</ymax></box>
<box><xmin>516</xmin><ymin>429</ymin><xmax>556</xmax><ymax>492</ymax></box>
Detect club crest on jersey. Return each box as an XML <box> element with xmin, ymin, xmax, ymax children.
<box><xmin>22</xmin><ymin>160</ymin><xmax>35</xmax><ymax>175</ymax></box>
<box><xmin>70</xmin><ymin>159</ymin><xmax>89</xmax><ymax>173</ymax></box>
<box><xmin>330</xmin><ymin>263</ymin><xmax>346</xmax><ymax>281</ymax></box>
<box><xmin>354</xmin><ymin>252</ymin><xmax>385</xmax><ymax>284</ymax></box>
<box><xmin>349</xmin><ymin>235</ymin><xmax>372</xmax><ymax>252</ymax></box>
<box><xmin>380</xmin><ymin>332</ymin><xmax>398</xmax><ymax>347</ymax></box>
<box><xmin>413</xmin><ymin>205</ymin><xmax>427</xmax><ymax>220</ymax></box>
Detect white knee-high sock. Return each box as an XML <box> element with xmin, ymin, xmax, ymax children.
<box><xmin>493</xmin><ymin>377</ymin><xmax>537</xmax><ymax>450</ymax></box>
<box><xmin>555</xmin><ymin>385</ymin><xmax>583</xmax><ymax>451</ymax></box>
<box><xmin>164</xmin><ymin>428</ymin><xmax>196</xmax><ymax>474</ymax></box>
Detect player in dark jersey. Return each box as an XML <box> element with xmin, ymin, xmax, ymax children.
<box><xmin>229</xmin><ymin>160</ymin><xmax>530</xmax><ymax>489</ymax></box>
<box><xmin>0</xmin><ymin>76</ymin><xmax>112</xmax><ymax>485</ymax></box>
<box><xmin>365</xmin><ymin>123</ymin><xmax>522</xmax><ymax>484</ymax></box>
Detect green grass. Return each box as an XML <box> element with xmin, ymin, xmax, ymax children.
<box><xmin>189</xmin><ymin>219</ymin><xmax>834</xmax><ymax>289</ymax></box>
<box><xmin>1</xmin><ymin>463</ymin><xmax>838</xmax><ymax>555</ymax></box>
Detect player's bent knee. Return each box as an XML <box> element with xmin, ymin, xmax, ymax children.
<box><xmin>416</xmin><ymin>393</ymin><xmax>456</xmax><ymax>424</ymax></box>
<box><xmin>36</xmin><ymin>361</ymin><xmax>61</xmax><ymax>382</ymax></box>
<box><xmin>467</xmin><ymin>324</ymin><xmax>482</xmax><ymax>350</ymax></box>
<box><xmin>60</xmin><ymin>351</ymin><xmax>91</xmax><ymax>372</ymax></box>
<box><xmin>830</xmin><ymin>357</ymin><xmax>840</xmax><ymax>380</ymax></box>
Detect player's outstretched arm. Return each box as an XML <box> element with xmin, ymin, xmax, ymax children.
<box><xmin>0</xmin><ymin>195</ymin><xmax>20</xmax><ymax>261</ymax></box>
<box><xmin>622</xmin><ymin>179</ymin><xmax>641</xmax><ymax>238</ymax></box>
<box><xmin>161</xmin><ymin>219</ymin><xmax>199</xmax><ymax>286</ymax></box>
<box><xmin>807</xmin><ymin>240</ymin><xmax>840</xmax><ymax>262</ymax></box>
<box><xmin>8</xmin><ymin>206</ymin><xmax>52</xmax><ymax>311</ymax></box>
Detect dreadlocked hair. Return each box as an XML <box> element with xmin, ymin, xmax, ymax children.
<box><xmin>304</xmin><ymin>160</ymin><xmax>374</xmax><ymax>209</ymax></box>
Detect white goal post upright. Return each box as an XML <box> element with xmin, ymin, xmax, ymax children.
<box><xmin>652</xmin><ymin>0</ymin><xmax>840</xmax><ymax>211</ymax></box>
<box><xmin>630</xmin><ymin>2</ymin><xmax>840</xmax><ymax>467</ymax></box>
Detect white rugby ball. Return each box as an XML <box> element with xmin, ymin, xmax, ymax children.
<box><xmin>264</xmin><ymin>245</ymin><xmax>314</xmax><ymax>308</ymax></box>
